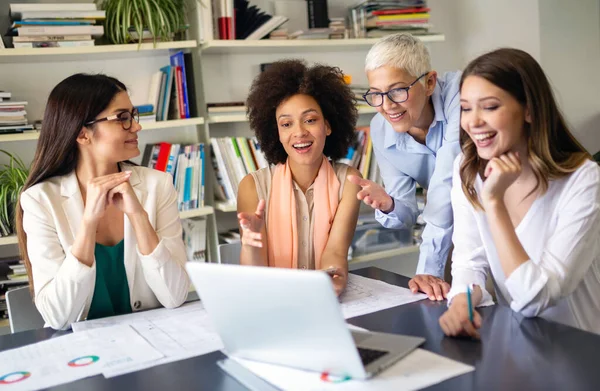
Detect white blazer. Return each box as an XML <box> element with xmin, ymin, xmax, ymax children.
<box><xmin>20</xmin><ymin>164</ymin><xmax>190</xmax><ymax>330</ymax></box>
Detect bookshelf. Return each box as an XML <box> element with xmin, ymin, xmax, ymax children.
<box><xmin>0</xmin><ymin>40</ymin><xmax>198</xmax><ymax>63</ymax></box>
<box><xmin>200</xmin><ymin>35</ymin><xmax>446</xmax><ymax>54</ymax></box>
<box><xmin>0</xmin><ymin>117</ymin><xmax>206</xmax><ymax>143</ymax></box>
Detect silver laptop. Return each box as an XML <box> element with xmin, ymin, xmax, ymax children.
<box><xmin>186</xmin><ymin>263</ymin><xmax>424</xmax><ymax>380</ymax></box>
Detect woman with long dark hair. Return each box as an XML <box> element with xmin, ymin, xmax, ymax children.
<box><xmin>16</xmin><ymin>74</ymin><xmax>189</xmax><ymax>330</ymax></box>
<box><xmin>439</xmin><ymin>48</ymin><xmax>600</xmax><ymax>337</ymax></box>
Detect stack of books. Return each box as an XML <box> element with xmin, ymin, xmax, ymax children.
<box><xmin>0</xmin><ymin>92</ymin><xmax>32</xmax><ymax>134</ymax></box>
<box><xmin>207</xmin><ymin>102</ymin><xmax>246</xmax><ymax>116</ymax></box>
<box><xmin>7</xmin><ymin>3</ymin><xmax>105</xmax><ymax>48</ymax></box>
<box><xmin>141</xmin><ymin>143</ymin><xmax>205</xmax><ymax>212</ymax></box>
<box><xmin>210</xmin><ymin>137</ymin><xmax>268</xmax><ymax>204</ymax></box>
<box><xmin>328</xmin><ymin>18</ymin><xmax>347</xmax><ymax>39</ymax></box>
<box><xmin>349</xmin><ymin>0</ymin><xmax>433</xmax><ymax>39</ymax></box>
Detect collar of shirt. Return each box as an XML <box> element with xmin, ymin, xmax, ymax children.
<box><xmin>383</xmin><ymin>82</ymin><xmax>446</xmax><ymax>154</ymax></box>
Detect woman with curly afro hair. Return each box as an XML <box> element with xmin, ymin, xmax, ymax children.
<box><xmin>236</xmin><ymin>59</ymin><xmax>362</xmax><ymax>295</ymax></box>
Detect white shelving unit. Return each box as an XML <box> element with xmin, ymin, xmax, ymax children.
<box><xmin>0</xmin><ymin>40</ymin><xmax>198</xmax><ymax>63</ymax></box>
<box><xmin>209</xmin><ymin>106</ymin><xmax>377</xmax><ymax>124</ymax></box>
<box><xmin>0</xmin><ymin>117</ymin><xmax>206</xmax><ymax>143</ymax></box>
<box><xmin>200</xmin><ymin>35</ymin><xmax>445</xmax><ymax>54</ymax></box>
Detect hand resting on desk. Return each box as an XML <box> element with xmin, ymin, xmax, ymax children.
<box><xmin>408</xmin><ymin>274</ymin><xmax>450</xmax><ymax>301</ymax></box>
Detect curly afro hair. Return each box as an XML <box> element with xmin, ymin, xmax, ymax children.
<box><xmin>246</xmin><ymin>59</ymin><xmax>358</xmax><ymax>165</ymax></box>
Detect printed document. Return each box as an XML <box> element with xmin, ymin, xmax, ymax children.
<box><xmin>0</xmin><ymin>324</ymin><xmax>162</xmax><ymax>390</ymax></box>
<box><xmin>340</xmin><ymin>274</ymin><xmax>427</xmax><ymax>319</ymax></box>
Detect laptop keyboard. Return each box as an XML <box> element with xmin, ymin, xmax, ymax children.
<box><xmin>357</xmin><ymin>347</ymin><xmax>388</xmax><ymax>366</ymax></box>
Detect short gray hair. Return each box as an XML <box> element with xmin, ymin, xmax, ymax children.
<box><xmin>365</xmin><ymin>33</ymin><xmax>431</xmax><ymax>82</ymax></box>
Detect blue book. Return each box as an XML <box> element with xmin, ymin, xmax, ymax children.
<box><xmin>135</xmin><ymin>104</ymin><xmax>154</xmax><ymax>114</ymax></box>
<box><xmin>169</xmin><ymin>51</ymin><xmax>190</xmax><ymax>118</ymax></box>
<box><xmin>11</xmin><ymin>20</ymin><xmax>94</xmax><ymax>27</ymax></box>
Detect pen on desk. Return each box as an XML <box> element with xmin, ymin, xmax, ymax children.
<box><xmin>467</xmin><ymin>286</ymin><xmax>474</xmax><ymax>324</ymax></box>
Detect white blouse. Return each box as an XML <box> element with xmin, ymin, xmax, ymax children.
<box><xmin>447</xmin><ymin>155</ymin><xmax>600</xmax><ymax>334</ymax></box>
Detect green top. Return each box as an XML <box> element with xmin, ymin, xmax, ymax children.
<box><xmin>87</xmin><ymin>239</ymin><xmax>132</xmax><ymax>320</ymax></box>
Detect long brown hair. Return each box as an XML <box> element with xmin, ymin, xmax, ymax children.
<box><xmin>16</xmin><ymin>74</ymin><xmax>127</xmax><ymax>295</ymax></box>
<box><xmin>459</xmin><ymin>48</ymin><xmax>591</xmax><ymax>209</ymax></box>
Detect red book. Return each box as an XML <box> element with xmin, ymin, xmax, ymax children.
<box><xmin>371</xmin><ymin>7</ymin><xmax>430</xmax><ymax>16</ymax></box>
<box><xmin>155</xmin><ymin>142</ymin><xmax>172</xmax><ymax>172</ymax></box>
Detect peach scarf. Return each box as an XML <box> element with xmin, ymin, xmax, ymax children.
<box><xmin>267</xmin><ymin>156</ymin><xmax>340</xmax><ymax>269</ymax></box>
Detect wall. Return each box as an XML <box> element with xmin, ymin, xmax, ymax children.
<box><xmin>539</xmin><ymin>0</ymin><xmax>600</xmax><ymax>153</ymax></box>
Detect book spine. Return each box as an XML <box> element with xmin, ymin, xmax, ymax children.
<box><xmin>13</xmin><ymin>40</ymin><xmax>94</xmax><ymax>48</ymax></box>
<box><xmin>16</xmin><ymin>25</ymin><xmax>104</xmax><ymax>37</ymax></box>
<box><xmin>306</xmin><ymin>0</ymin><xmax>329</xmax><ymax>29</ymax></box>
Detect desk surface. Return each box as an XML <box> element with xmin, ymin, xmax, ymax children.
<box><xmin>2</xmin><ymin>267</ymin><xmax>600</xmax><ymax>390</ymax></box>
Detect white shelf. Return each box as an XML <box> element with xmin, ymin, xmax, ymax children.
<box><xmin>179</xmin><ymin>206</ymin><xmax>214</xmax><ymax>219</ymax></box>
<box><xmin>0</xmin><ymin>40</ymin><xmax>198</xmax><ymax>63</ymax></box>
<box><xmin>0</xmin><ymin>235</ymin><xmax>18</xmax><ymax>246</ymax></box>
<box><xmin>0</xmin><ymin>118</ymin><xmax>205</xmax><ymax>143</ymax></box>
<box><xmin>141</xmin><ymin>117</ymin><xmax>205</xmax><ymax>129</ymax></box>
<box><xmin>200</xmin><ymin>35</ymin><xmax>445</xmax><ymax>54</ymax></box>
<box><xmin>209</xmin><ymin>106</ymin><xmax>376</xmax><ymax>124</ymax></box>
<box><xmin>0</xmin><ymin>207</ymin><xmax>214</xmax><ymax>247</ymax></box>
<box><xmin>215</xmin><ymin>202</ymin><xmax>237</xmax><ymax>212</ymax></box>
<box><xmin>349</xmin><ymin>245</ymin><xmax>419</xmax><ymax>265</ymax></box>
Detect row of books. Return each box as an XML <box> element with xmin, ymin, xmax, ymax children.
<box><xmin>4</xmin><ymin>3</ymin><xmax>105</xmax><ymax>49</ymax></box>
<box><xmin>210</xmin><ymin>137</ymin><xmax>269</xmax><ymax>204</ymax></box>
<box><xmin>141</xmin><ymin>143</ymin><xmax>205</xmax><ymax>212</ymax></box>
<box><xmin>339</xmin><ymin>127</ymin><xmax>382</xmax><ymax>184</ymax></box>
<box><xmin>349</xmin><ymin>0</ymin><xmax>434</xmax><ymax>39</ymax></box>
<box><xmin>141</xmin><ymin>51</ymin><xmax>198</xmax><ymax>122</ymax></box>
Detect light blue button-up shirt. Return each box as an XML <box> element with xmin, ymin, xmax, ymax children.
<box><xmin>370</xmin><ymin>71</ymin><xmax>462</xmax><ymax>278</ymax></box>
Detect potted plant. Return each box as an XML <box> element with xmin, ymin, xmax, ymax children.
<box><xmin>0</xmin><ymin>150</ymin><xmax>28</xmax><ymax>237</ymax></box>
<box><xmin>94</xmin><ymin>0</ymin><xmax>192</xmax><ymax>45</ymax></box>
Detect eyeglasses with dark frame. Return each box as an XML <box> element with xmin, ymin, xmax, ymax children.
<box><xmin>362</xmin><ymin>72</ymin><xmax>430</xmax><ymax>107</ymax></box>
<box><xmin>85</xmin><ymin>108</ymin><xmax>140</xmax><ymax>131</ymax></box>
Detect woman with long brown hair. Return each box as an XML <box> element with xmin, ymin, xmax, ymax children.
<box><xmin>17</xmin><ymin>74</ymin><xmax>189</xmax><ymax>330</ymax></box>
<box><xmin>439</xmin><ymin>48</ymin><xmax>600</xmax><ymax>337</ymax></box>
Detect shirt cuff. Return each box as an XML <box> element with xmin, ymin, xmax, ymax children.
<box><xmin>504</xmin><ymin>259</ymin><xmax>557</xmax><ymax>313</ymax></box>
<box><xmin>137</xmin><ymin>239</ymin><xmax>170</xmax><ymax>269</ymax></box>
<box><xmin>447</xmin><ymin>268</ymin><xmax>494</xmax><ymax>307</ymax></box>
<box><xmin>64</xmin><ymin>247</ymin><xmax>96</xmax><ymax>283</ymax></box>
<box><xmin>375</xmin><ymin>198</ymin><xmax>414</xmax><ymax>229</ymax></box>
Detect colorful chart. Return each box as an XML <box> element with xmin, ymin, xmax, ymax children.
<box><xmin>0</xmin><ymin>371</ymin><xmax>31</xmax><ymax>384</ymax></box>
<box><xmin>67</xmin><ymin>355</ymin><xmax>100</xmax><ymax>367</ymax></box>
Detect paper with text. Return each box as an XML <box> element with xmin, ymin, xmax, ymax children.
<box><xmin>0</xmin><ymin>325</ymin><xmax>162</xmax><ymax>391</ymax></box>
<box><xmin>72</xmin><ymin>301</ymin><xmax>224</xmax><ymax>378</ymax></box>
<box><xmin>340</xmin><ymin>274</ymin><xmax>427</xmax><ymax>319</ymax></box>
<box><xmin>232</xmin><ymin>348</ymin><xmax>474</xmax><ymax>391</ymax></box>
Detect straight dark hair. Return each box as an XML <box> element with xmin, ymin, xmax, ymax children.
<box><xmin>459</xmin><ymin>48</ymin><xmax>590</xmax><ymax>209</ymax></box>
<box><xmin>16</xmin><ymin>73</ymin><xmax>127</xmax><ymax>294</ymax></box>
